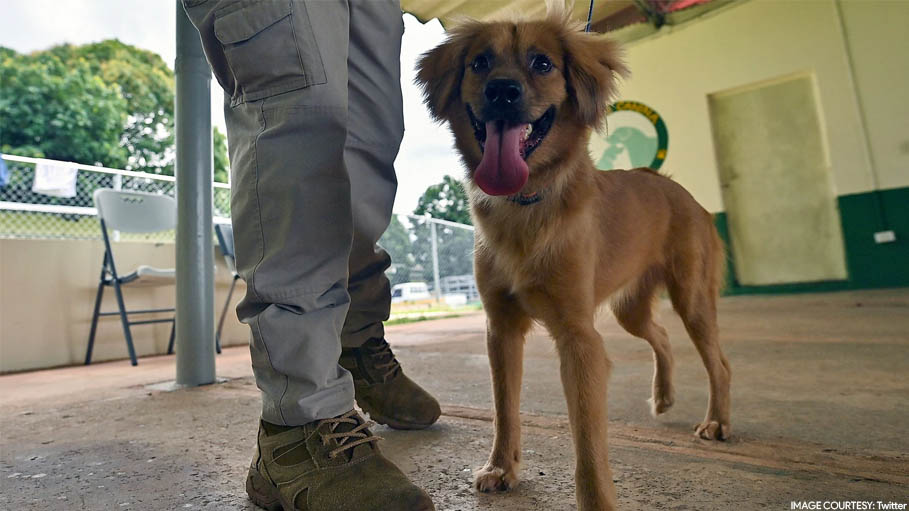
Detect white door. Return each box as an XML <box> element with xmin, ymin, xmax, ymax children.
<box><xmin>708</xmin><ymin>74</ymin><xmax>848</xmax><ymax>286</ymax></box>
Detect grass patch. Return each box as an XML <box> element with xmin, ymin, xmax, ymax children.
<box><xmin>385</xmin><ymin>303</ymin><xmax>484</xmax><ymax>326</ymax></box>
<box><xmin>384</xmin><ymin>313</ymin><xmax>466</xmax><ymax>326</ymax></box>
<box><xmin>389</xmin><ymin>302</ymin><xmax>483</xmax><ymax>314</ymax></box>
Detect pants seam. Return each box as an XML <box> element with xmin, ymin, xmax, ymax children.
<box><xmin>248</xmin><ymin>102</ymin><xmax>269</xmax><ymax>302</ymax></box>
<box><xmin>345</xmin><ymin>135</ymin><xmax>403</xmax><ymax>152</ymax></box>
<box><xmin>255</xmin><ymin>314</ymin><xmax>289</xmax><ymax>425</ymax></box>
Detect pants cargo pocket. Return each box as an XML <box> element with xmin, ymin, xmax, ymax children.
<box><xmin>214</xmin><ymin>0</ymin><xmax>326</xmax><ymax>105</ymax></box>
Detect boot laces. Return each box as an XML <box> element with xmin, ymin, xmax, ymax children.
<box><xmin>319</xmin><ymin>410</ymin><xmax>381</xmax><ymax>459</ymax></box>
<box><xmin>364</xmin><ymin>338</ymin><xmax>401</xmax><ymax>382</ymax></box>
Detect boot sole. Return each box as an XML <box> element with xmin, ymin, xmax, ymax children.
<box><xmin>248</xmin><ymin>457</ymin><xmax>436</xmax><ymax>511</ymax></box>
<box><xmin>360</xmin><ymin>404</ymin><xmax>439</xmax><ymax>431</ymax></box>
<box><xmin>246</xmin><ymin>468</ymin><xmax>285</xmax><ymax>511</ymax></box>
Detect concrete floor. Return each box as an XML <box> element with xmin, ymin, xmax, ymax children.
<box><xmin>1</xmin><ymin>289</ymin><xmax>907</xmax><ymax>510</ymax></box>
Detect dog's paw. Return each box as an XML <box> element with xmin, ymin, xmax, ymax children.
<box><xmin>474</xmin><ymin>465</ymin><xmax>519</xmax><ymax>493</ymax></box>
<box><xmin>694</xmin><ymin>420</ymin><xmax>730</xmax><ymax>441</ymax></box>
<box><xmin>647</xmin><ymin>394</ymin><xmax>674</xmax><ymax>416</ymax></box>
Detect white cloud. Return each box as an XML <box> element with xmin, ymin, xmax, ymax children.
<box><xmin>2</xmin><ymin>3</ymin><xmax>460</xmax><ymax>215</ymax></box>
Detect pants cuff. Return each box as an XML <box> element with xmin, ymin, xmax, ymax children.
<box><xmin>340</xmin><ymin>321</ymin><xmax>386</xmax><ymax>348</ymax></box>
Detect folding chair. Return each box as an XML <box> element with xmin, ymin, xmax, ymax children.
<box><xmin>85</xmin><ymin>189</ymin><xmax>176</xmax><ymax>366</ymax></box>
<box><xmin>214</xmin><ymin>222</ymin><xmax>240</xmax><ymax>354</ymax></box>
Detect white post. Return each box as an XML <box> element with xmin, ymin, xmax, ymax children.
<box><xmin>112</xmin><ymin>174</ymin><xmax>122</xmax><ymax>241</ymax></box>
<box><xmin>430</xmin><ymin>220</ymin><xmax>442</xmax><ymax>302</ymax></box>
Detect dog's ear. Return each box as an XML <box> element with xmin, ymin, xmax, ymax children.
<box><xmin>561</xmin><ymin>32</ymin><xmax>629</xmax><ymax>127</ymax></box>
<box><xmin>415</xmin><ymin>22</ymin><xmax>477</xmax><ymax>122</ymax></box>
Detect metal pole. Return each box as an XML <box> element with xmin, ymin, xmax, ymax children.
<box><xmin>175</xmin><ymin>0</ymin><xmax>215</xmax><ymax>386</ymax></box>
<box><xmin>112</xmin><ymin>174</ymin><xmax>121</xmax><ymax>241</ymax></box>
<box><xmin>430</xmin><ymin>220</ymin><xmax>442</xmax><ymax>302</ymax></box>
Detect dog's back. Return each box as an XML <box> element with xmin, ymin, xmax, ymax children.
<box><xmin>591</xmin><ymin>168</ymin><xmax>726</xmax><ymax>306</ymax></box>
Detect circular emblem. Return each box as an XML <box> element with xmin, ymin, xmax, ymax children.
<box><xmin>589</xmin><ymin>101</ymin><xmax>669</xmax><ymax>171</ymax></box>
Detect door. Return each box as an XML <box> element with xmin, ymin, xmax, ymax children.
<box><xmin>708</xmin><ymin>73</ymin><xmax>848</xmax><ymax>286</ymax></box>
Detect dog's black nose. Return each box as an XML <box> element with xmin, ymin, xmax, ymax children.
<box><xmin>484</xmin><ymin>79</ymin><xmax>523</xmax><ymax>106</ymax></box>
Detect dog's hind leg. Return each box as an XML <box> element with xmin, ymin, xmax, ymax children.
<box><xmin>474</xmin><ymin>291</ymin><xmax>532</xmax><ymax>493</ymax></box>
<box><xmin>667</xmin><ymin>255</ymin><xmax>731</xmax><ymax>441</ymax></box>
<box><xmin>610</xmin><ymin>274</ymin><xmax>675</xmax><ymax>416</ymax></box>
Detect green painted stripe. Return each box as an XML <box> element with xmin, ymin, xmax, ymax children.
<box><xmin>713</xmin><ymin>186</ymin><xmax>909</xmax><ymax>295</ymax></box>
<box><xmin>838</xmin><ymin>186</ymin><xmax>909</xmax><ymax>289</ymax></box>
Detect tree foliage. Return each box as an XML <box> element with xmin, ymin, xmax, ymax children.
<box><xmin>46</xmin><ymin>40</ymin><xmax>176</xmax><ymax>174</ymax></box>
<box><xmin>213</xmin><ymin>126</ymin><xmax>229</xmax><ymax>184</ymax></box>
<box><xmin>1</xmin><ymin>48</ymin><xmax>127</xmax><ymax>165</ymax></box>
<box><xmin>0</xmin><ymin>40</ymin><xmax>229</xmax><ymax>181</ymax></box>
<box><xmin>413</xmin><ymin>174</ymin><xmax>471</xmax><ymax>225</ymax></box>
<box><xmin>378</xmin><ymin>215</ymin><xmax>415</xmax><ymax>287</ymax></box>
<box><xmin>409</xmin><ymin>175</ymin><xmax>474</xmax><ymax>285</ymax></box>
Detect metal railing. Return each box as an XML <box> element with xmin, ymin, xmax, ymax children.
<box><xmin>0</xmin><ymin>154</ymin><xmax>230</xmax><ymax>241</ymax></box>
<box><xmin>1</xmin><ymin>154</ymin><xmax>479</xmax><ymax>300</ymax></box>
<box><xmin>382</xmin><ymin>214</ymin><xmax>478</xmax><ymax>302</ymax></box>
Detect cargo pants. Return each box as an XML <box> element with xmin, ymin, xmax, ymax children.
<box><xmin>183</xmin><ymin>0</ymin><xmax>404</xmax><ymax>426</ymax></box>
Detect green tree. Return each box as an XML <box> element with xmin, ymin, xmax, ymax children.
<box><xmin>378</xmin><ymin>215</ymin><xmax>414</xmax><ymax>286</ymax></box>
<box><xmin>46</xmin><ymin>40</ymin><xmax>175</xmax><ymax>174</ymax></box>
<box><xmin>1</xmin><ymin>41</ymin><xmax>229</xmax><ymax>179</ymax></box>
<box><xmin>213</xmin><ymin>126</ymin><xmax>229</xmax><ymax>183</ymax></box>
<box><xmin>411</xmin><ymin>176</ymin><xmax>475</xmax><ymax>285</ymax></box>
<box><xmin>0</xmin><ymin>49</ymin><xmax>127</xmax><ymax>165</ymax></box>
<box><xmin>413</xmin><ymin>174</ymin><xmax>471</xmax><ymax>225</ymax></box>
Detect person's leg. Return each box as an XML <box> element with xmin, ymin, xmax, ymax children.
<box><xmin>221</xmin><ymin>0</ymin><xmax>354</xmax><ymax>427</ymax></box>
<box><xmin>184</xmin><ymin>0</ymin><xmax>355</xmax><ymax>427</ymax></box>
<box><xmin>339</xmin><ymin>0</ymin><xmax>441</xmax><ymax>430</ymax></box>
<box><xmin>341</xmin><ymin>0</ymin><xmax>403</xmax><ymax>347</ymax></box>
<box><xmin>182</xmin><ymin>1</ymin><xmax>433</xmax><ymax>509</ymax></box>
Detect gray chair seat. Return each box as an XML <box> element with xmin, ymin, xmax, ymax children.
<box><xmin>117</xmin><ymin>265</ymin><xmax>177</xmax><ymax>286</ymax></box>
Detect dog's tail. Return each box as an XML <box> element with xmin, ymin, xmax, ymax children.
<box><xmin>709</xmin><ymin>216</ymin><xmax>728</xmax><ymax>298</ymax></box>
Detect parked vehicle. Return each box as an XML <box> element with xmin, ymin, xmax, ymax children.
<box><xmin>391</xmin><ymin>282</ymin><xmax>432</xmax><ymax>303</ymax></box>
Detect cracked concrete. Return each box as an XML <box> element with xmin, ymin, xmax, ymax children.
<box><xmin>2</xmin><ymin>289</ymin><xmax>907</xmax><ymax>510</ymax></box>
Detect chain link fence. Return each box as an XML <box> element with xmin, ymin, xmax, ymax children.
<box><xmin>381</xmin><ymin>214</ymin><xmax>478</xmax><ymax>304</ymax></box>
<box><xmin>2</xmin><ymin>154</ymin><xmax>478</xmax><ymax>302</ymax></box>
<box><xmin>0</xmin><ymin>154</ymin><xmax>230</xmax><ymax>241</ymax></box>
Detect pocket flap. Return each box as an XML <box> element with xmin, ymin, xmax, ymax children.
<box><xmin>214</xmin><ymin>1</ymin><xmax>292</xmax><ymax>45</ymax></box>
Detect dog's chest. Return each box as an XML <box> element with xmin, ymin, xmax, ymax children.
<box><xmin>484</xmin><ymin>231</ymin><xmax>563</xmax><ymax>292</ymax></box>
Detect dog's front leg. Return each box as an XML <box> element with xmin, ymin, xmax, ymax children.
<box><xmin>474</xmin><ymin>293</ymin><xmax>531</xmax><ymax>492</ymax></box>
<box><xmin>549</xmin><ymin>318</ymin><xmax>617</xmax><ymax>511</ymax></box>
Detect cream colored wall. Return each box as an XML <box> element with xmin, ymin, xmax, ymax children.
<box><xmin>838</xmin><ymin>0</ymin><xmax>909</xmax><ymax>191</ymax></box>
<box><xmin>0</xmin><ymin>239</ymin><xmax>248</xmax><ymax>373</ymax></box>
<box><xmin>611</xmin><ymin>0</ymin><xmax>907</xmax><ymax>212</ymax></box>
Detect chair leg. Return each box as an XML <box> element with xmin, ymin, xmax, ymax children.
<box><xmin>167</xmin><ymin>319</ymin><xmax>176</xmax><ymax>355</ymax></box>
<box><xmin>111</xmin><ymin>279</ymin><xmax>138</xmax><ymax>366</ymax></box>
<box><xmin>215</xmin><ymin>275</ymin><xmax>238</xmax><ymax>354</ymax></box>
<box><xmin>85</xmin><ymin>281</ymin><xmax>106</xmax><ymax>365</ymax></box>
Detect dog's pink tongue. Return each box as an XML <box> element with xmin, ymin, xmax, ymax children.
<box><xmin>474</xmin><ymin>121</ymin><xmax>528</xmax><ymax>196</ymax></box>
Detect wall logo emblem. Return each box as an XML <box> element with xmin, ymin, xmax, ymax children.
<box><xmin>590</xmin><ymin>101</ymin><xmax>668</xmax><ymax>171</ymax></box>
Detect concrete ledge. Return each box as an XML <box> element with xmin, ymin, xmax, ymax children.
<box><xmin>0</xmin><ymin>238</ymin><xmax>248</xmax><ymax>373</ymax></box>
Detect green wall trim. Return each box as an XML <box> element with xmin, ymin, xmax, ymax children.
<box><xmin>713</xmin><ymin>186</ymin><xmax>909</xmax><ymax>295</ymax></box>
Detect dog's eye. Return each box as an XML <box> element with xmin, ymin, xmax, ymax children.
<box><xmin>531</xmin><ymin>54</ymin><xmax>553</xmax><ymax>74</ymax></box>
<box><xmin>471</xmin><ymin>55</ymin><xmax>490</xmax><ymax>73</ymax></box>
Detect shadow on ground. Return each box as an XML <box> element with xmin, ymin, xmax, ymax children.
<box><xmin>2</xmin><ymin>290</ymin><xmax>907</xmax><ymax>510</ymax></box>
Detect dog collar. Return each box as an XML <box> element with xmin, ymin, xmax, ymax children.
<box><xmin>508</xmin><ymin>191</ymin><xmax>543</xmax><ymax>206</ymax></box>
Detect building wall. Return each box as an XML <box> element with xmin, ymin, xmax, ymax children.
<box><xmin>0</xmin><ymin>238</ymin><xmax>249</xmax><ymax>373</ymax></box>
<box><xmin>838</xmin><ymin>0</ymin><xmax>909</xmax><ymax>192</ymax></box>
<box><xmin>609</xmin><ymin>0</ymin><xmax>909</xmax><ymax>292</ymax></box>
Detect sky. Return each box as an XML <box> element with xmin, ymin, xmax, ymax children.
<box><xmin>0</xmin><ymin>0</ymin><xmax>462</xmax><ymax>215</ymax></box>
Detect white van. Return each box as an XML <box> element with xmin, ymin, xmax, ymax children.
<box><xmin>391</xmin><ymin>282</ymin><xmax>432</xmax><ymax>303</ymax></box>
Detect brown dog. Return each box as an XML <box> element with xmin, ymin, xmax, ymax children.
<box><xmin>416</xmin><ymin>5</ymin><xmax>731</xmax><ymax>510</ymax></box>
